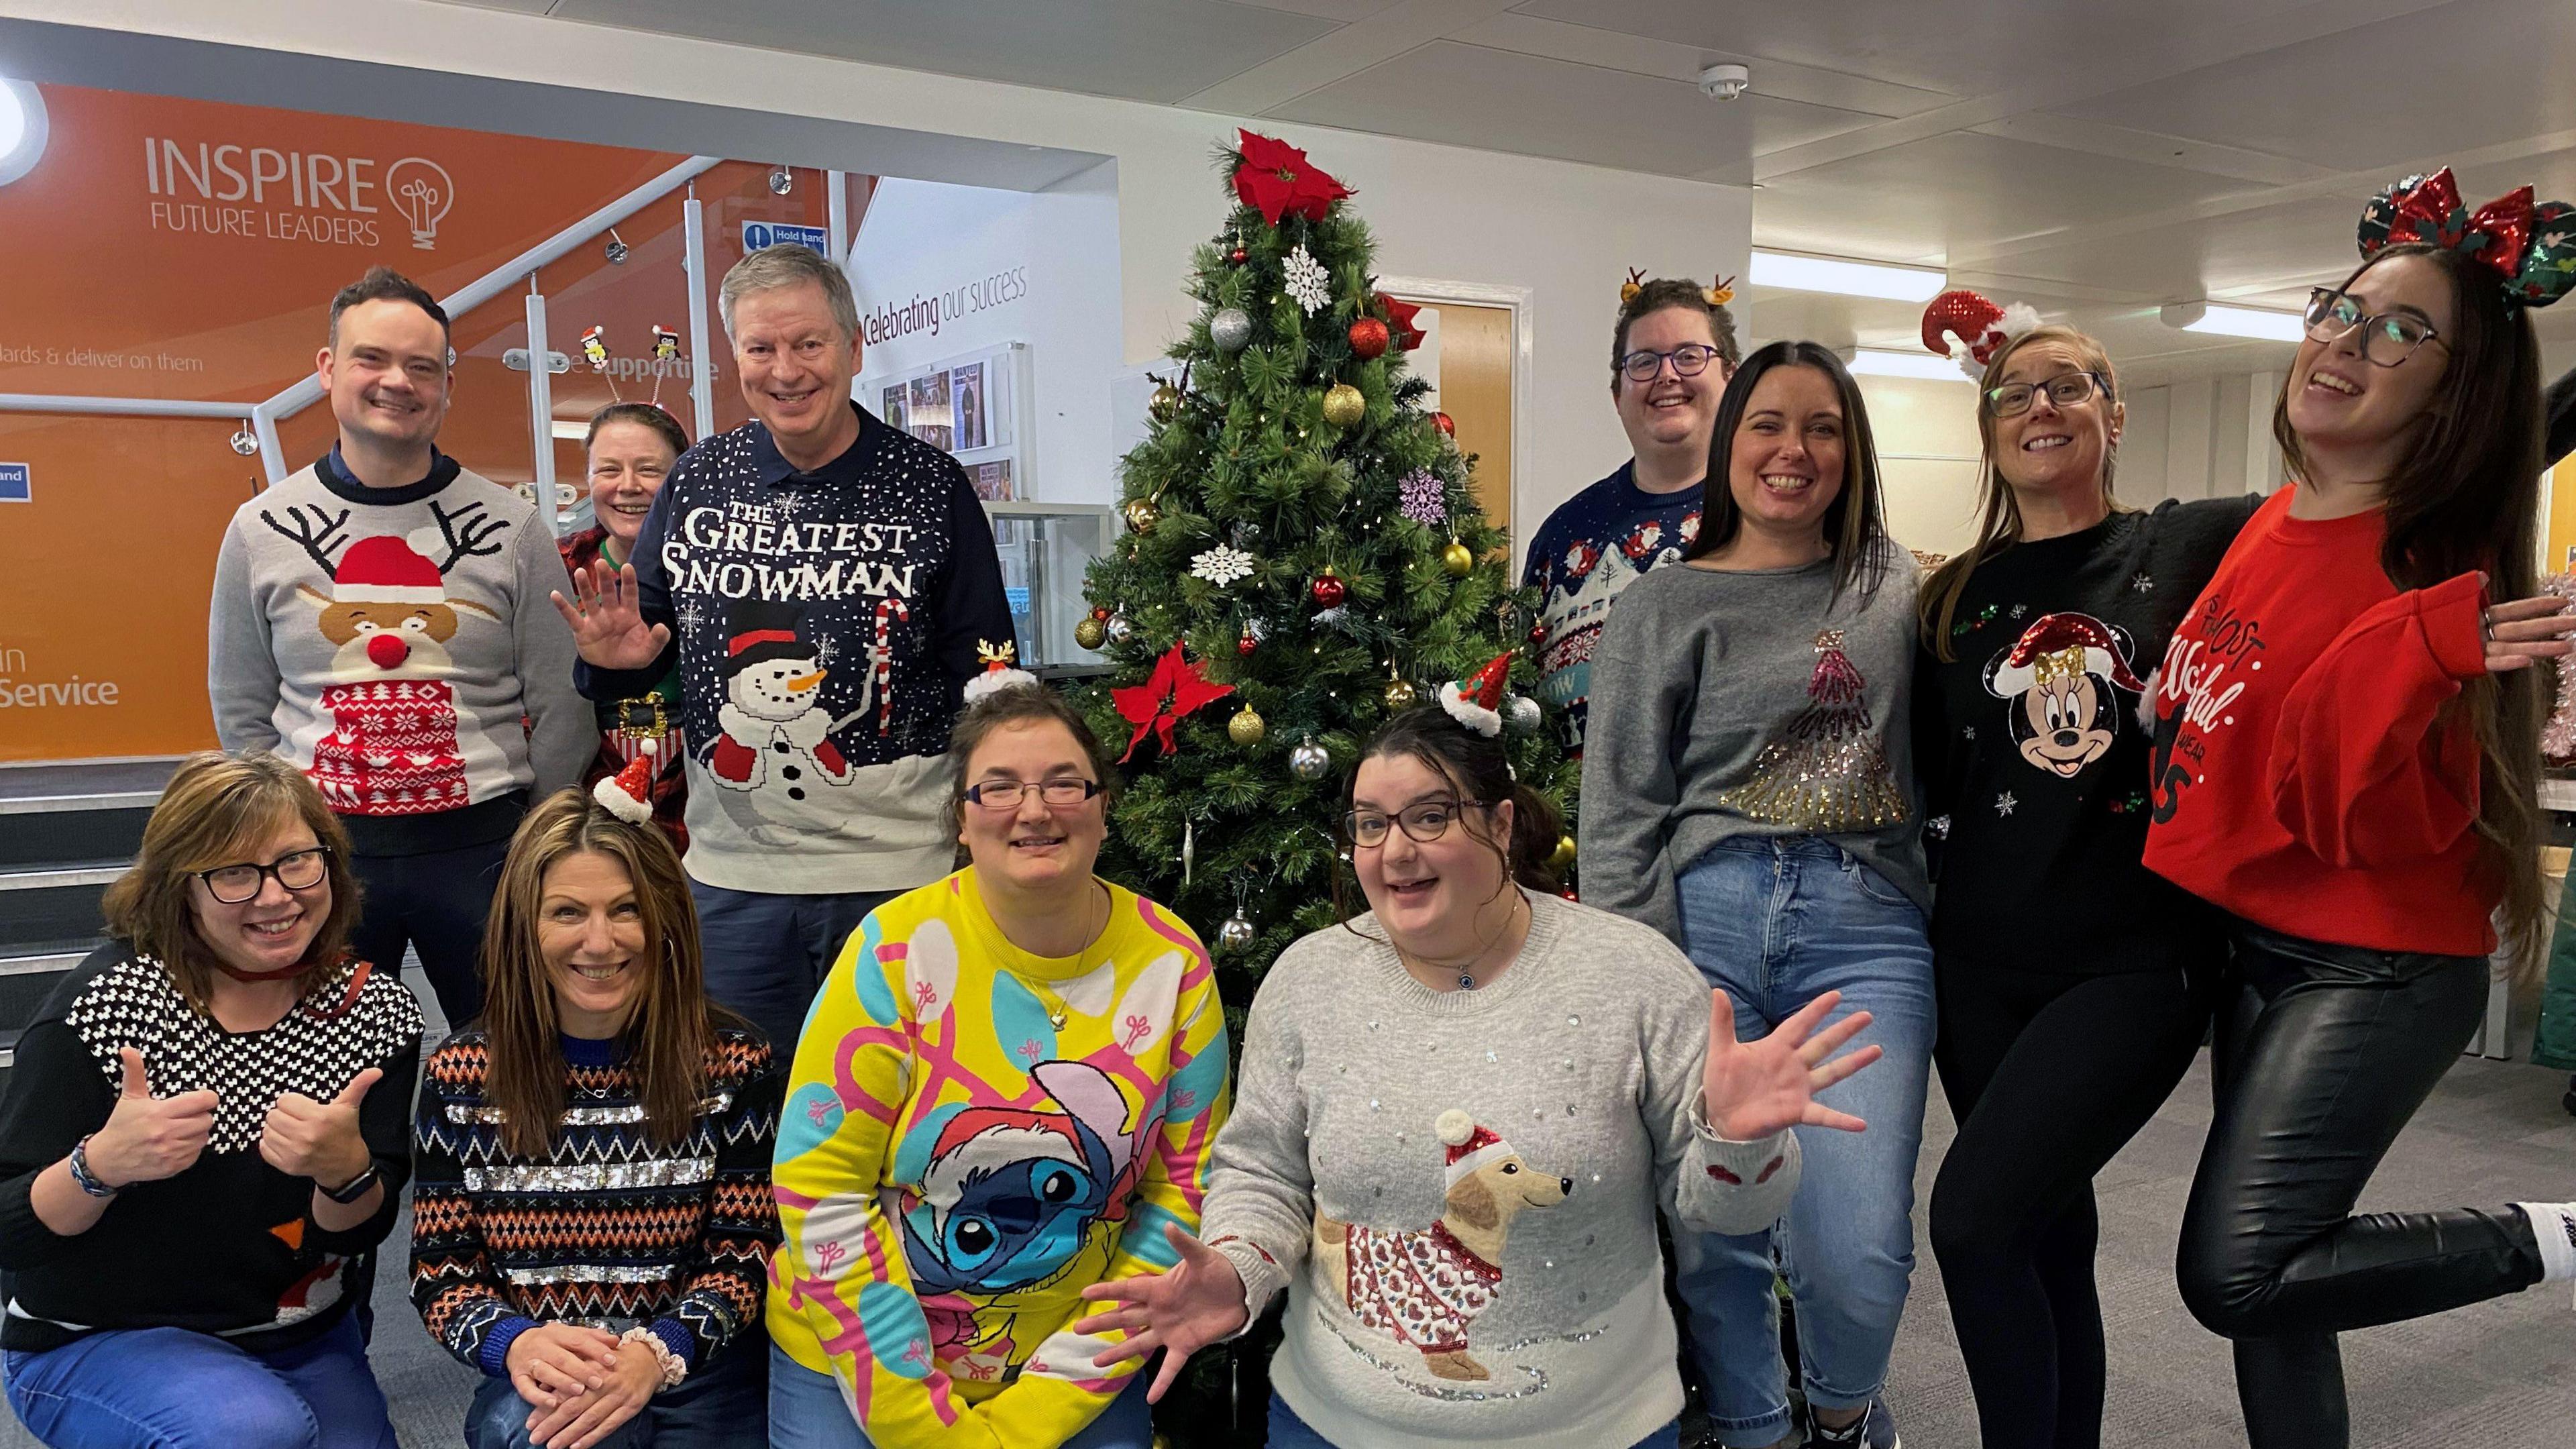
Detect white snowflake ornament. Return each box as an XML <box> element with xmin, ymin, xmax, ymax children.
<box><xmin>1190</xmin><ymin>545</ymin><xmax>1256</xmax><ymax>588</ymax></box>
<box><xmin>1283</xmin><ymin>245</ymin><xmax>1331</xmax><ymax>315</ymax></box>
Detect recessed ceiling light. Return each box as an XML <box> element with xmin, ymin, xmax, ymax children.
<box><xmin>0</xmin><ymin>78</ymin><xmax>50</xmax><ymax>189</ymax></box>
<box><xmin>1843</xmin><ymin>349</ymin><xmax>1973</xmax><ymax>383</ymax></box>
<box><xmin>1750</xmin><ymin>249</ymin><xmax>1946</xmax><ymax>303</ymax></box>
<box><xmin>2159</xmin><ymin>301</ymin><xmax>2302</xmax><ymax>343</ymax></box>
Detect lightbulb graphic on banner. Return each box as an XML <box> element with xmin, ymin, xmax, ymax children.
<box><xmin>386</xmin><ymin>156</ymin><xmax>454</xmax><ymax>250</ymax></box>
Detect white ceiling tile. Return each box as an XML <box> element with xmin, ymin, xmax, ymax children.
<box><xmin>542</xmin><ymin>0</ymin><xmax>1339</xmax><ymax>103</ymax></box>
<box><xmin>1267</xmin><ymin>40</ymin><xmax>1877</xmax><ymax>176</ymax></box>
<box><xmin>2053</xmin><ymin>0</ymin><xmax>2576</xmax><ymax>172</ymax></box>
<box><xmin>1751</xmin><ymin>129</ymin><xmax>2274</xmax><ymax>267</ymax></box>
<box><xmin>1455</xmin><ymin>12</ymin><xmax>1951</xmax><ymax>117</ymax></box>
<box><xmin>1236</xmin><ymin>0</ymin><xmax>1402</xmax><ymax>20</ymax></box>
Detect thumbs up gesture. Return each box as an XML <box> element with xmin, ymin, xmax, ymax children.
<box><xmin>260</xmin><ymin>1066</ymin><xmax>382</xmax><ymax>1188</ymax></box>
<box><xmin>82</xmin><ymin>1048</ymin><xmax>219</xmax><ymax>1189</ymax></box>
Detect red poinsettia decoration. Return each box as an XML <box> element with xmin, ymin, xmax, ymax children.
<box><xmin>1377</xmin><ymin>292</ymin><xmax>1426</xmax><ymax>351</ymax></box>
<box><xmin>1233</xmin><ymin>129</ymin><xmax>1352</xmax><ymax>226</ymax></box>
<box><xmin>1112</xmin><ymin>643</ymin><xmax>1236</xmax><ymax>762</ymax></box>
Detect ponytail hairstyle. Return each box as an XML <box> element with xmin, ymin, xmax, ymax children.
<box><xmin>1919</xmin><ymin>324</ymin><xmax>2127</xmax><ymax>659</ymax></box>
<box><xmin>1333</xmin><ymin>705</ymin><xmax>1561</xmax><ymax>930</ymax></box>
<box><xmin>2276</xmin><ymin>241</ymin><xmax>2548</xmax><ymax>969</ymax></box>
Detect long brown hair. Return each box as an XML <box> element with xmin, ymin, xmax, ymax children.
<box><xmin>1684</xmin><ymin>339</ymin><xmax>1894</xmax><ymax>602</ymax></box>
<box><xmin>1919</xmin><ymin>325</ymin><xmax>2129</xmax><ymax>659</ymax></box>
<box><xmin>100</xmin><ymin>751</ymin><xmax>360</xmax><ymax>1014</ymax></box>
<box><xmin>2276</xmin><ymin>242</ymin><xmax>2548</xmax><ymax>967</ymax></box>
<box><xmin>478</xmin><ymin>789</ymin><xmax>726</xmax><ymax>1157</ymax></box>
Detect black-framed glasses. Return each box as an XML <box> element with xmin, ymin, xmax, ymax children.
<box><xmin>1342</xmin><ymin>798</ymin><xmax>1495</xmax><ymax>849</ymax></box>
<box><xmin>1984</xmin><ymin>371</ymin><xmax>2108</xmax><ymax>419</ymax></box>
<box><xmin>197</xmin><ymin>847</ymin><xmax>332</xmax><ymax>904</ymax></box>
<box><xmin>2303</xmin><ymin>286</ymin><xmax>2445</xmax><ymax>367</ymax></box>
<box><xmin>963</xmin><ymin>777</ymin><xmax>1103</xmax><ymax>810</ymax></box>
<box><xmin>1618</xmin><ymin>344</ymin><xmax>1723</xmax><ymax>383</ymax></box>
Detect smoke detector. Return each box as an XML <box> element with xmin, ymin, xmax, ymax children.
<box><xmin>1698</xmin><ymin>63</ymin><xmax>1751</xmax><ymax>101</ymax></box>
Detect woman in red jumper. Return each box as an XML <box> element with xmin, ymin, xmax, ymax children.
<box><xmin>2145</xmin><ymin>170</ymin><xmax>2576</xmax><ymax>1449</ymax></box>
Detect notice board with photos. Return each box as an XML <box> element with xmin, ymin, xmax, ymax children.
<box><xmin>867</xmin><ymin>340</ymin><xmax>1030</xmax><ymax>502</ymax></box>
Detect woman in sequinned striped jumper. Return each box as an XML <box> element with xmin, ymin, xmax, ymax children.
<box><xmin>410</xmin><ymin>789</ymin><xmax>783</xmax><ymax>1449</ymax></box>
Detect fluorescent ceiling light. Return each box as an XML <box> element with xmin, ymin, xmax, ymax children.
<box><xmin>550</xmin><ymin>419</ymin><xmax>589</xmax><ymax>441</ymax></box>
<box><xmin>2161</xmin><ymin>301</ymin><xmax>2303</xmax><ymax>343</ymax></box>
<box><xmin>1845</xmin><ymin>349</ymin><xmax>1972</xmax><ymax>382</ymax></box>
<box><xmin>1750</xmin><ymin>249</ymin><xmax>1947</xmax><ymax>303</ymax></box>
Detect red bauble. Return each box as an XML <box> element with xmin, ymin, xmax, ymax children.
<box><xmin>1434</xmin><ymin>411</ymin><xmax>1456</xmax><ymax>437</ymax></box>
<box><xmin>1091</xmin><ymin>606</ymin><xmax>1112</xmax><ymax>621</ymax></box>
<box><xmin>1311</xmin><ymin>574</ymin><xmax>1346</xmax><ymax>609</ymax></box>
<box><xmin>1348</xmin><ymin>318</ymin><xmax>1390</xmax><ymax>360</ymax></box>
<box><xmin>1229</xmin><ymin>246</ymin><xmax>1248</xmax><ymax>264</ymax></box>
<box><xmin>1238</xmin><ymin>630</ymin><xmax>1257</xmax><ymax>657</ymax></box>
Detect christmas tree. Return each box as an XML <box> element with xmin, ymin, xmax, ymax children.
<box><xmin>1075</xmin><ymin>131</ymin><xmax>1576</xmax><ymax>1018</ymax></box>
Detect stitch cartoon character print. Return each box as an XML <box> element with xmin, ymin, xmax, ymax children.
<box><xmin>1984</xmin><ymin>612</ymin><xmax>2143</xmax><ymax>780</ymax></box>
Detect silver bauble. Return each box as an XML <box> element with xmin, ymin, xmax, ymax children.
<box><xmin>1210</xmin><ymin>308</ymin><xmax>1253</xmax><ymax>354</ymax></box>
<box><xmin>1504</xmin><ymin>695</ymin><xmax>1543</xmax><ymax>737</ymax></box>
<box><xmin>1288</xmin><ymin>737</ymin><xmax>1330</xmax><ymax>782</ymax></box>
<box><xmin>1105</xmin><ymin>612</ymin><xmax>1136</xmax><ymax>646</ymax></box>
<box><xmin>1216</xmin><ymin>915</ymin><xmax>1257</xmax><ymax>951</ymax></box>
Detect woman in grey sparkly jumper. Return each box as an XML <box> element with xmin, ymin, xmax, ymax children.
<box><xmin>1074</xmin><ymin>691</ymin><xmax>1882</xmax><ymax>1449</ymax></box>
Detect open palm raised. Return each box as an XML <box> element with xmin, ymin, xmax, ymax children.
<box><xmin>548</xmin><ymin>559</ymin><xmax>670</xmax><ymax>671</ymax></box>
<box><xmin>1703</xmin><ymin>987</ymin><xmax>1880</xmax><ymax>1140</ymax></box>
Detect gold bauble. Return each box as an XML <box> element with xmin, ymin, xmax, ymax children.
<box><xmin>1548</xmin><ymin>835</ymin><xmax>1577</xmax><ymax>870</ymax></box>
<box><xmin>1442</xmin><ymin>539</ymin><xmax>1474</xmax><ymax>577</ymax></box>
<box><xmin>1322</xmin><ymin>382</ymin><xmax>1366</xmax><ymax>429</ymax></box>
<box><xmin>1073</xmin><ymin>616</ymin><xmax>1108</xmax><ymax>650</ymax></box>
<box><xmin>1122</xmin><ymin>497</ymin><xmax>1161</xmax><ymax>535</ymax></box>
<box><xmin>1384</xmin><ymin>677</ymin><xmax>1418</xmax><ymax>710</ymax></box>
<box><xmin>1149</xmin><ymin>383</ymin><xmax>1183</xmax><ymax>423</ymax></box>
<box><xmin>1228</xmin><ymin>703</ymin><xmax>1267</xmax><ymax>747</ymax></box>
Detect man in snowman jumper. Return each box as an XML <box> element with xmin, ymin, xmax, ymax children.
<box><xmin>211</xmin><ymin>266</ymin><xmax>594</xmax><ymax>1026</ymax></box>
<box><xmin>555</xmin><ymin>244</ymin><xmax>1010</xmax><ymax>1050</ymax></box>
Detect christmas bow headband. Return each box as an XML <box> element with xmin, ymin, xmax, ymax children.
<box><xmin>2357</xmin><ymin>167</ymin><xmax>2576</xmax><ymax>311</ymax></box>
<box><xmin>1620</xmin><ymin>269</ymin><xmax>1737</xmax><ymax>308</ymax></box>
<box><xmin>1922</xmin><ymin>288</ymin><xmax>2043</xmax><ymax>380</ymax></box>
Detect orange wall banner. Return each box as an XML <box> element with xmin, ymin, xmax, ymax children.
<box><xmin>0</xmin><ymin>82</ymin><xmax>830</xmax><ymax>762</ymax></box>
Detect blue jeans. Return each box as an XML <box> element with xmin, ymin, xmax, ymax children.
<box><xmin>468</xmin><ymin>1336</ymin><xmax>766</xmax><ymax>1448</ymax></box>
<box><xmin>765</xmin><ymin>1342</ymin><xmax>1152</xmax><ymax>1448</ymax></box>
<box><xmin>1670</xmin><ymin>838</ymin><xmax>1935</xmax><ymax>1448</ymax></box>
<box><xmin>3</xmin><ymin>1309</ymin><xmax>396</xmax><ymax>1449</ymax></box>
<box><xmin>1265</xmin><ymin>1392</ymin><xmax>1680</xmax><ymax>1448</ymax></box>
<box><xmin>691</xmin><ymin>881</ymin><xmax>900</xmax><ymax>1058</ymax></box>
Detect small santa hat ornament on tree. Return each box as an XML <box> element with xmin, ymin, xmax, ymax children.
<box><xmin>592</xmin><ymin>739</ymin><xmax>658</xmax><ymax>824</ymax></box>
<box><xmin>1437</xmin><ymin>651</ymin><xmax>1515</xmax><ymax>738</ymax></box>
<box><xmin>1436</xmin><ymin>1108</ymin><xmax>1516</xmax><ymax>1186</ymax></box>
<box><xmin>1922</xmin><ymin>288</ymin><xmax>2043</xmax><ymax>380</ymax></box>
<box><xmin>962</xmin><ymin>639</ymin><xmax>1038</xmax><ymax>704</ymax></box>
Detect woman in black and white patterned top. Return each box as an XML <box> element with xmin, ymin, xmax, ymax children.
<box><xmin>0</xmin><ymin>751</ymin><xmax>421</xmax><ymax>1449</ymax></box>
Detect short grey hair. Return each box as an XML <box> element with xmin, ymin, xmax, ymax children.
<box><xmin>718</xmin><ymin>244</ymin><xmax>859</xmax><ymax>343</ymax></box>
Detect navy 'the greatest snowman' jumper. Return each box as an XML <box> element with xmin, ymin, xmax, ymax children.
<box><xmin>578</xmin><ymin>403</ymin><xmax>1010</xmax><ymax>896</ymax></box>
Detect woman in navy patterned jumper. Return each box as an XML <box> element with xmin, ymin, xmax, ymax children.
<box><xmin>0</xmin><ymin>751</ymin><xmax>421</xmax><ymax>1449</ymax></box>
<box><xmin>411</xmin><ymin>788</ymin><xmax>781</xmax><ymax>1449</ymax></box>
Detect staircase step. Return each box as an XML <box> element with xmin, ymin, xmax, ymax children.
<box><xmin>0</xmin><ymin>863</ymin><xmax>128</xmax><ymax>893</ymax></box>
<box><xmin>0</xmin><ymin>760</ymin><xmax>176</xmax><ymax>812</ymax></box>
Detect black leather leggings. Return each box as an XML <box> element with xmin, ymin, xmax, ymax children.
<box><xmin>2176</xmin><ymin>922</ymin><xmax>2546</xmax><ymax>1448</ymax></box>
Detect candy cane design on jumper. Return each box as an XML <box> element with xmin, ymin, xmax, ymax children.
<box><xmin>828</xmin><ymin>596</ymin><xmax>914</xmax><ymax>741</ymax></box>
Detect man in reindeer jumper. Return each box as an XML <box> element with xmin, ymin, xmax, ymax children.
<box><xmin>210</xmin><ymin>266</ymin><xmax>593</xmax><ymax>1026</ymax></box>
<box><xmin>554</xmin><ymin>244</ymin><xmax>1010</xmax><ymax>1051</ymax></box>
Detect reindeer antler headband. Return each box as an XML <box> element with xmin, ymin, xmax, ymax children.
<box><xmin>1618</xmin><ymin>270</ymin><xmax>1738</xmax><ymax>309</ymax></box>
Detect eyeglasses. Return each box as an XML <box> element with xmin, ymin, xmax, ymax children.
<box><xmin>963</xmin><ymin>777</ymin><xmax>1103</xmax><ymax>810</ymax></box>
<box><xmin>197</xmin><ymin>847</ymin><xmax>332</xmax><ymax>905</ymax></box>
<box><xmin>2303</xmin><ymin>286</ymin><xmax>2445</xmax><ymax>367</ymax></box>
<box><xmin>1984</xmin><ymin>371</ymin><xmax>2108</xmax><ymax>419</ymax></box>
<box><xmin>1618</xmin><ymin>344</ymin><xmax>1723</xmax><ymax>383</ymax></box>
<box><xmin>1342</xmin><ymin>798</ymin><xmax>1495</xmax><ymax>849</ymax></box>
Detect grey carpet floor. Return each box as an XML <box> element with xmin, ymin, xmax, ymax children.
<box><xmin>5</xmin><ymin>1036</ymin><xmax>2570</xmax><ymax>1447</ymax></box>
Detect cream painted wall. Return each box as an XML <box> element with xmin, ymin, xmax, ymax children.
<box><xmin>15</xmin><ymin>0</ymin><xmax>1753</xmax><ymax>571</ymax></box>
<box><xmin>1856</xmin><ymin>375</ymin><xmax>1985</xmax><ymax>560</ymax></box>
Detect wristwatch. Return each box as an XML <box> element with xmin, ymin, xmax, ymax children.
<box><xmin>317</xmin><ymin>1163</ymin><xmax>381</xmax><ymax>1204</ymax></box>
<box><xmin>66</xmin><ymin>1135</ymin><xmax>117</xmax><ymax>1198</ymax></box>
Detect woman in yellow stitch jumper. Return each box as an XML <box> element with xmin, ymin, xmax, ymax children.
<box><xmin>768</xmin><ymin>669</ymin><xmax>1231</xmax><ymax>1449</ymax></box>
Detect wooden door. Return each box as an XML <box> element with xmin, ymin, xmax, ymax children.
<box><xmin>1407</xmin><ymin>299</ymin><xmax>1514</xmax><ymax>539</ymax></box>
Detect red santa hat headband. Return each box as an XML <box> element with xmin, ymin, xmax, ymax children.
<box><xmin>1437</xmin><ymin>652</ymin><xmax>1513</xmax><ymax>738</ymax></box>
<box><xmin>1923</xmin><ymin>288</ymin><xmax>2044</xmax><ymax>381</ymax></box>
<box><xmin>592</xmin><ymin>739</ymin><xmax>659</xmax><ymax>824</ymax></box>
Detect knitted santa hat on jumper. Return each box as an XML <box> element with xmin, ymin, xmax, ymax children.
<box><xmin>1437</xmin><ymin>652</ymin><xmax>1513</xmax><ymax>738</ymax></box>
<box><xmin>332</xmin><ymin>537</ymin><xmax>447</xmax><ymax>604</ymax></box>
<box><xmin>592</xmin><ymin>738</ymin><xmax>658</xmax><ymax>824</ymax></box>
<box><xmin>1436</xmin><ymin>1108</ymin><xmax>1515</xmax><ymax>1187</ymax></box>
<box><xmin>1989</xmin><ymin>612</ymin><xmax>2145</xmax><ymax>695</ymax></box>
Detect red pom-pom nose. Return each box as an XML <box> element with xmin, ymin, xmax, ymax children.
<box><xmin>366</xmin><ymin>634</ymin><xmax>411</xmax><ymax>669</ymax></box>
